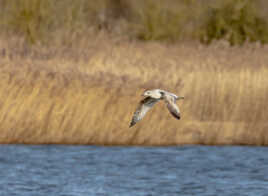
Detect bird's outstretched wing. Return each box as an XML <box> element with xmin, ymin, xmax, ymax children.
<box><xmin>129</xmin><ymin>97</ymin><xmax>159</xmax><ymax>127</ymax></box>
<box><xmin>163</xmin><ymin>94</ymin><xmax>181</xmax><ymax>120</ymax></box>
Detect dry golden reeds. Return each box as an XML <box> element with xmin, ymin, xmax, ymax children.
<box><xmin>0</xmin><ymin>35</ymin><xmax>268</xmax><ymax>145</ymax></box>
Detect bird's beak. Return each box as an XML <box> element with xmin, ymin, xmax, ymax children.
<box><xmin>178</xmin><ymin>96</ymin><xmax>184</xmax><ymax>100</ymax></box>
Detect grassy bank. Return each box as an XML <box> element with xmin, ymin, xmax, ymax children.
<box><xmin>1</xmin><ymin>36</ymin><xmax>268</xmax><ymax>145</ymax></box>
<box><xmin>0</xmin><ymin>0</ymin><xmax>268</xmax><ymax>45</ymax></box>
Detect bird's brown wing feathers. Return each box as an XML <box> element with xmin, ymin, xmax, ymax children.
<box><xmin>164</xmin><ymin>95</ymin><xmax>181</xmax><ymax>120</ymax></box>
<box><xmin>129</xmin><ymin>97</ymin><xmax>159</xmax><ymax>127</ymax></box>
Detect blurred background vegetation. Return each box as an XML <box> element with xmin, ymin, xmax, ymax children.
<box><xmin>0</xmin><ymin>0</ymin><xmax>268</xmax><ymax>45</ymax></box>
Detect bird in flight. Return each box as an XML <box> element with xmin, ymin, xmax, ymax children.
<box><xmin>129</xmin><ymin>89</ymin><xmax>184</xmax><ymax>127</ymax></box>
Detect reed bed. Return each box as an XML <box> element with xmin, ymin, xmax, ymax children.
<box><xmin>1</xmin><ymin>36</ymin><xmax>268</xmax><ymax>145</ymax></box>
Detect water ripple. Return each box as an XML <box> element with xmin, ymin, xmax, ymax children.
<box><xmin>0</xmin><ymin>145</ymin><xmax>267</xmax><ymax>196</ymax></box>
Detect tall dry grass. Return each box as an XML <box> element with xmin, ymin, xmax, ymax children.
<box><xmin>1</xmin><ymin>35</ymin><xmax>268</xmax><ymax>145</ymax></box>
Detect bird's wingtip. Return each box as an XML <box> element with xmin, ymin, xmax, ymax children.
<box><xmin>171</xmin><ymin>112</ymin><xmax>181</xmax><ymax>120</ymax></box>
<box><xmin>129</xmin><ymin>119</ymin><xmax>138</xmax><ymax>127</ymax></box>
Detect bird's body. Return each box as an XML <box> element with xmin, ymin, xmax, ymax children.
<box><xmin>129</xmin><ymin>89</ymin><xmax>184</xmax><ymax>127</ymax></box>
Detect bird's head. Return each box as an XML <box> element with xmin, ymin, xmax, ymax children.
<box><xmin>142</xmin><ymin>90</ymin><xmax>152</xmax><ymax>97</ymax></box>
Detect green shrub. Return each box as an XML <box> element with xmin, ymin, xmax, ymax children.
<box><xmin>200</xmin><ymin>0</ymin><xmax>268</xmax><ymax>45</ymax></box>
<box><xmin>134</xmin><ymin>0</ymin><xmax>185</xmax><ymax>41</ymax></box>
<box><xmin>2</xmin><ymin>0</ymin><xmax>54</xmax><ymax>44</ymax></box>
<box><xmin>0</xmin><ymin>0</ymin><xmax>113</xmax><ymax>44</ymax></box>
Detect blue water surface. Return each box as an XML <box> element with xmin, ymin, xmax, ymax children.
<box><xmin>0</xmin><ymin>145</ymin><xmax>267</xmax><ymax>196</ymax></box>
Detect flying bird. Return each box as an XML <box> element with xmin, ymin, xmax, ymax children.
<box><xmin>129</xmin><ymin>89</ymin><xmax>184</xmax><ymax>127</ymax></box>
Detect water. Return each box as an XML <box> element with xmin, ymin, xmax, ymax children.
<box><xmin>0</xmin><ymin>145</ymin><xmax>268</xmax><ymax>196</ymax></box>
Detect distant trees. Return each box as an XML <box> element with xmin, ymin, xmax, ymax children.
<box><xmin>0</xmin><ymin>0</ymin><xmax>267</xmax><ymax>45</ymax></box>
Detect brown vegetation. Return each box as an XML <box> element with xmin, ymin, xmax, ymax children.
<box><xmin>1</xmin><ymin>35</ymin><xmax>268</xmax><ymax>145</ymax></box>
<box><xmin>1</xmin><ymin>0</ymin><xmax>268</xmax><ymax>45</ymax></box>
